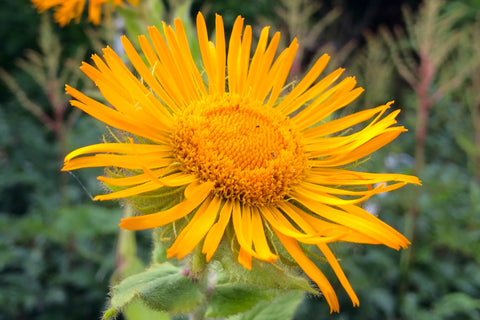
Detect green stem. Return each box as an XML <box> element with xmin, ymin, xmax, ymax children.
<box><xmin>189</xmin><ymin>246</ymin><xmax>210</xmax><ymax>320</ymax></box>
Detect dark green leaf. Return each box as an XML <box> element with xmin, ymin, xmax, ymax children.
<box><xmin>206</xmin><ymin>284</ymin><xmax>276</xmax><ymax>318</ymax></box>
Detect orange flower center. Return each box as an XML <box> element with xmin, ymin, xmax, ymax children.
<box><xmin>172</xmin><ymin>94</ymin><xmax>306</xmax><ymax>206</ymax></box>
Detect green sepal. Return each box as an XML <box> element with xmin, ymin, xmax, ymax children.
<box><xmin>104</xmin><ymin>262</ymin><xmax>202</xmax><ymax>318</ymax></box>
<box><xmin>206</xmin><ymin>283</ymin><xmax>277</xmax><ymax>318</ymax></box>
<box><xmin>216</xmin><ymin>247</ymin><xmax>316</xmax><ymax>293</ymax></box>
<box><xmin>228</xmin><ymin>291</ymin><xmax>305</xmax><ymax>320</ymax></box>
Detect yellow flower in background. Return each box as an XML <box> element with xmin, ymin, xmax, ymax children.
<box><xmin>62</xmin><ymin>13</ymin><xmax>420</xmax><ymax>312</ymax></box>
<box><xmin>31</xmin><ymin>0</ymin><xmax>138</xmax><ymax>26</ymax></box>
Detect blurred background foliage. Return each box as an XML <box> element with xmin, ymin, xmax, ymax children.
<box><xmin>1</xmin><ymin>0</ymin><xmax>479</xmax><ymax>319</ymax></box>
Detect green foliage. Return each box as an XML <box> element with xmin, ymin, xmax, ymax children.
<box><xmin>0</xmin><ymin>205</ymin><xmax>121</xmax><ymax>320</ymax></box>
<box><xmin>2</xmin><ymin>0</ymin><xmax>480</xmax><ymax>319</ymax></box>
<box><xmin>229</xmin><ymin>291</ymin><xmax>304</xmax><ymax>320</ymax></box>
<box><xmin>206</xmin><ymin>284</ymin><xmax>277</xmax><ymax>317</ymax></box>
<box><xmin>105</xmin><ymin>262</ymin><xmax>203</xmax><ymax>318</ymax></box>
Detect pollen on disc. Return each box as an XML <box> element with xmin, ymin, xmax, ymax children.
<box><xmin>172</xmin><ymin>93</ymin><xmax>306</xmax><ymax>206</ymax></box>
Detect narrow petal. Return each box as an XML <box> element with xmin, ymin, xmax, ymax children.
<box><xmin>62</xmin><ymin>153</ymin><xmax>174</xmax><ymax>171</ymax></box>
<box><xmin>275</xmin><ymin>232</ymin><xmax>340</xmax><ymax>313</ymax></box>
<box><xmin>64</xmin><ymin>143</ymin><xmax>171</xmax><ymax>162</ymax></box>
<box><xmin>291</xmin><ymin>191</ymin><xmax>408</xmax><ymax>249</ymax></box>
<box><xmin>173</xmin><ymin>18</ymin><xmax>207</xmax><ymax>96</ymax></box>
<box><xmin>214</xmin><ymin>14</ymin><xmax>226</xmax><ymax>95</ymax></box>
<box><xmin>237</xmin><ymin>25</ymin><xmax>252</xmax><ymax>95</ymax></box>
<box><xmin>96</xmin><ymin>167</ymin><xmax>177</xmax><ymax>187</ymax></box>
<box><xmin>303</xmin><ymin>104</ymin><xmax>390</xmax><ymax>139</ymax></box>
<box><xmin>339</xmin><ymin>204</ymin><xmax>410</xmax><ymax>248</ymax></box>
<box><xmin>261</xmin><ymin>206</ymin><xmax>342</xmax><ymax>244</ymax></box>
<box><xmin>265</xmin><ymin>39</ymin><xmax>298</xmax><ymax>108</ymax></box>
<box><xmin>306</xmin><ymin>168</ymin><xmax>421</xmax><ymax>186</ymax></box>
<box><xmin>94</xmin><ymin>179</ymin><xmax>163</xmax><ymax>201</ymax></box>
<box><xmin>245</xmin><ymin>26</ymin><xmax>270</xmax><ymax>93</ymax></box>
<box><xmin>280</xmin><ymin>201</ymin><xmax>362</xmax><ymax>306</ymax></box>
<box><xmin>138</xmin><ymin>33</ymin><xmax>182</xmax><ymax>112</ymax></box>
<box><xmin>251</xmin><ymin>207</ymin><xmax>278</xmax><ymax>262</ymax></box>
<box><xmin>119</xmin><ymin>181</ymin><xmax>214</xmax><ymax>230</ymax></box>
<box><xmin>196</xmin><ymin>12</ymin><xmax>217</xmax><ymax>94</ymax></box>
<box><xmin>227</xmin><ymin>16</ymin><xmax>245</xmax><ymax>94</ymax></box>
<box><xmin>276</xmin><ymin>54</ymin><xmax>331</xmax><ymax>114</ymax></box>
<box><xmin>232</xmin><ymin>201</ymin><xmax>262</xmax><ymax>263</ymax></box>
<box><xmin>148</xmin><ymin>26</ymin><xmax>189</xmax><ymax>110</ymax></box>
<box><xmin>309</xmin><ymin>129</ymin><xmax>405</xmax><ymax>167</ymax></box>
<box><xmin>317</xmin><ymin>243</ymin><xmax>360</xmax><ymax>307</ymax></box>
<box><xmin>96</xmin><ymin>171</ymin><xmax>196</xmax><ymax>197</ymax></box>
<box><xmin>167</xmin><ymin>196</ymin><xmax>222</xmax><ymax>259</ymax></box>
<box><xmin>285</xmin><ymin>67</ymin><xmax>347</xmax><ymax>119</ymax></box>
<box><xmin>292</xmin><ymin>184</ymin><xmax>371</xmax><ymax>206</ymax></box>
<box><xmin>203</xmin><ymin>200</ymin><xmax>233</xmax><ymax>261</ymax></box>
<box><xmin>66</xmin><ymin>87</ymin><xmax>169</xmax><ymax>143</ymax></box>
<box><xmin>120</xmin><ymin>35</ymin><xmax>177</xmax><ymax>122</ymax></box>
<box><xmin>250</xmin><ymin>32</ymin><xmax>281</xmax><ymax>101</ymax></box>
<box><xmin>163</xmin><ymin>23</ymin><xmax>203</xmax><ymax>102</ymax></box>
<box><xmin>280</xmin><ymin>202</ymin><xmax>381</xmax><ymax>245</ymax></box>
<box><xmin>294</xmin><ymin>85</ymin><xmax>364</xmax><ymax>130</ymax></box>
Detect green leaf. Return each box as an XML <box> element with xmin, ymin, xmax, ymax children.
<box><xmin>228</xmin><ymin>291</ymin><xmax>304</xmax><ymax>320</ymax></box>
<box><xmin>206</xmin><ymin>284</ymin><xmax>277</xmax><ymax>318</ymax></box>
<box><xmin>217</xmin><ymin>254</ymin><xmax>316</xmax><ymax>293</ymax></box>
<box><xmin>138</xmin><ymin>272</ymin><xmax>203</xmax><ymax>313</ymax></box>
<box><xmin>106</xmin><ymin>262</ymin><xmax>202</xmax><ymax>317</ymax></box>
<box><xmin>123</xmin><ymin>299</ymin><xmax>170</xmax><ymax>320</ymax></box>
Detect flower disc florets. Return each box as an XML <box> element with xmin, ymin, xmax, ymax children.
<box><xmin>172</xmin><ymin>94</ymin><xmax>307</xmax><ymax>206</ymax></box>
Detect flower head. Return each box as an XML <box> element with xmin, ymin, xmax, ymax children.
<box><xmin>31</xmin><ymin>0</ymin><xmax>138</xmax><ymax>26</ymax></box>
<box><xmin>62</xmin><ymin>13</ymin><xmax>421</xmax><ymax>312</ymax></box>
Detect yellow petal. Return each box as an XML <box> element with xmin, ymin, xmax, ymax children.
<box><xmin>173</xmin><ymin>18</ymin><xmax>207</xmax><ymax>96</ymax></box>
<box><xmin>202</xmin><ymin>200</ymin><xmax>233</xmax><ymax>261</ymax></box>
<box><xmin>317</xmin><ymin>243</ymin><xmax>360</xmax><ymax>307</ymax></box>
<box><xmin>306</xmin><ymin>168</ymin><xmax>421</xmax><ymax>186</ymax></box>
<box><xmin>227</xmin><ymin>15</ymin><xmax>245</xmax><ymax>94</ymax></box>
<box><xmin>238</xmin><ymin>247</ymin><xmax>252</xmax><ymax>270</ymax></box>
<box><xmin>62</xmin><ymin>153</ymin><xmax>173</xmax><ymax>171</ymax></box>
<box><xmin>167</xmin><ymin>196</ymin><xmax>222</xmax><ymax>259</ymax></box>
<box><xmin>64</xmin><ymin>143</ymin><xmax>171</xmax><ymax>162</ymax></box>
<box><xmin>232</xmin><ymin>201</ymin><xmax>262</xmax><ymax>261</ymax></box>
<box><xmin>196</xmin><ymin>12</ymin><xmax>217</xmax><ymax>94</ymax></box>
<box><xmin>94</xmin><ymin>180</ymin><xmax>163</xmax><ymax>201</ymax></box>
<box><xmin>303</xmin><ymin>104</ymin><xmax>389</xmax><ymax>139</ymax></box>
<box><xmin>245</xmin><ymin>26</ymin><xmax>270</xmax><ymax>93</ymax></box>
<box><xmin>265</xmin><ymin>39</ymin><xmax>298</xmax><ymax>107</ymax></box>
<box><xmin>277</xmin><ymin>54</ymin><xmax>332</xmax><ymax>114</ymax></box>
<box><xmin>261</xmin><ymin>206</ymin><xmax>341</xmax><ymax>244</ymax></box>
<box><xmin>291</xmin><ymin>191</ymin><xmax>407</xmax><ymax>249</ymax></box>
<box><xmin>120</xmin><ymin>35</ymin><xmax>178</xmax><ymax>123</ymax></box>
<box><xmin>119</xmin><ymin>180</ymin><xmax>214</xmax><ymax>230</ymax></box>
<box><xmin>66</xmin><ymin>87</ymin><xmax>168</xmax><ymax>143</ymax></box>
<box><xmin>251</xmin><ymin>207</ymin><xmax>278</xmax><ymax>262</ymax></box>
<box><xmin>137</xmin><ymin>33</ymin><xmax>182</xmax><ymax>112</ymax></box>
<box><xmin>237</xmin><ymin>25</ymin><xmax>253</xmax><ymax>95</ymax></box>
<box><xmin>275</xmin><ymin>232</ymin><xmax>339</xmax><ymax>313</ymax></box>
<box><xmin>286</xmin><ymin>68</ymin><xmax>347</xmax><ymax>119</ymax></box>
<box><xmin>214</xmin><ymin>14</ymin><xmax>226</xmax><ymax>95</ymax></box>
<box><xmin>280</xmin><ymin>201</ymin><xmax>361</xmax><ymax>306</ymax></box>
<box><xmin>97</xmin><ymin>166</ymin><xmax>179</xmax><ymax>187</ymax></box>
<box><xmin>250</xmin><ymin>32</ymin><xmax>281</xmax><ymax>101</ymax></box>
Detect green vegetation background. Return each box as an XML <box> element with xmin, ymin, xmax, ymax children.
<box><xmin>1</xmin><ymin>0</ymin><xmax>479</xmax><ymax>319</ymax></box>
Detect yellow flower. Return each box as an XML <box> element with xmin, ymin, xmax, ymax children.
<box><xmin>31</xmin><ymin>0</ymin><xmax>138</xmax><ymax>26</ymax></box>
<box><xmin>62</xmin><ymin>13</ymin><xmax>421</xmax><ymax>312</ymax></box>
